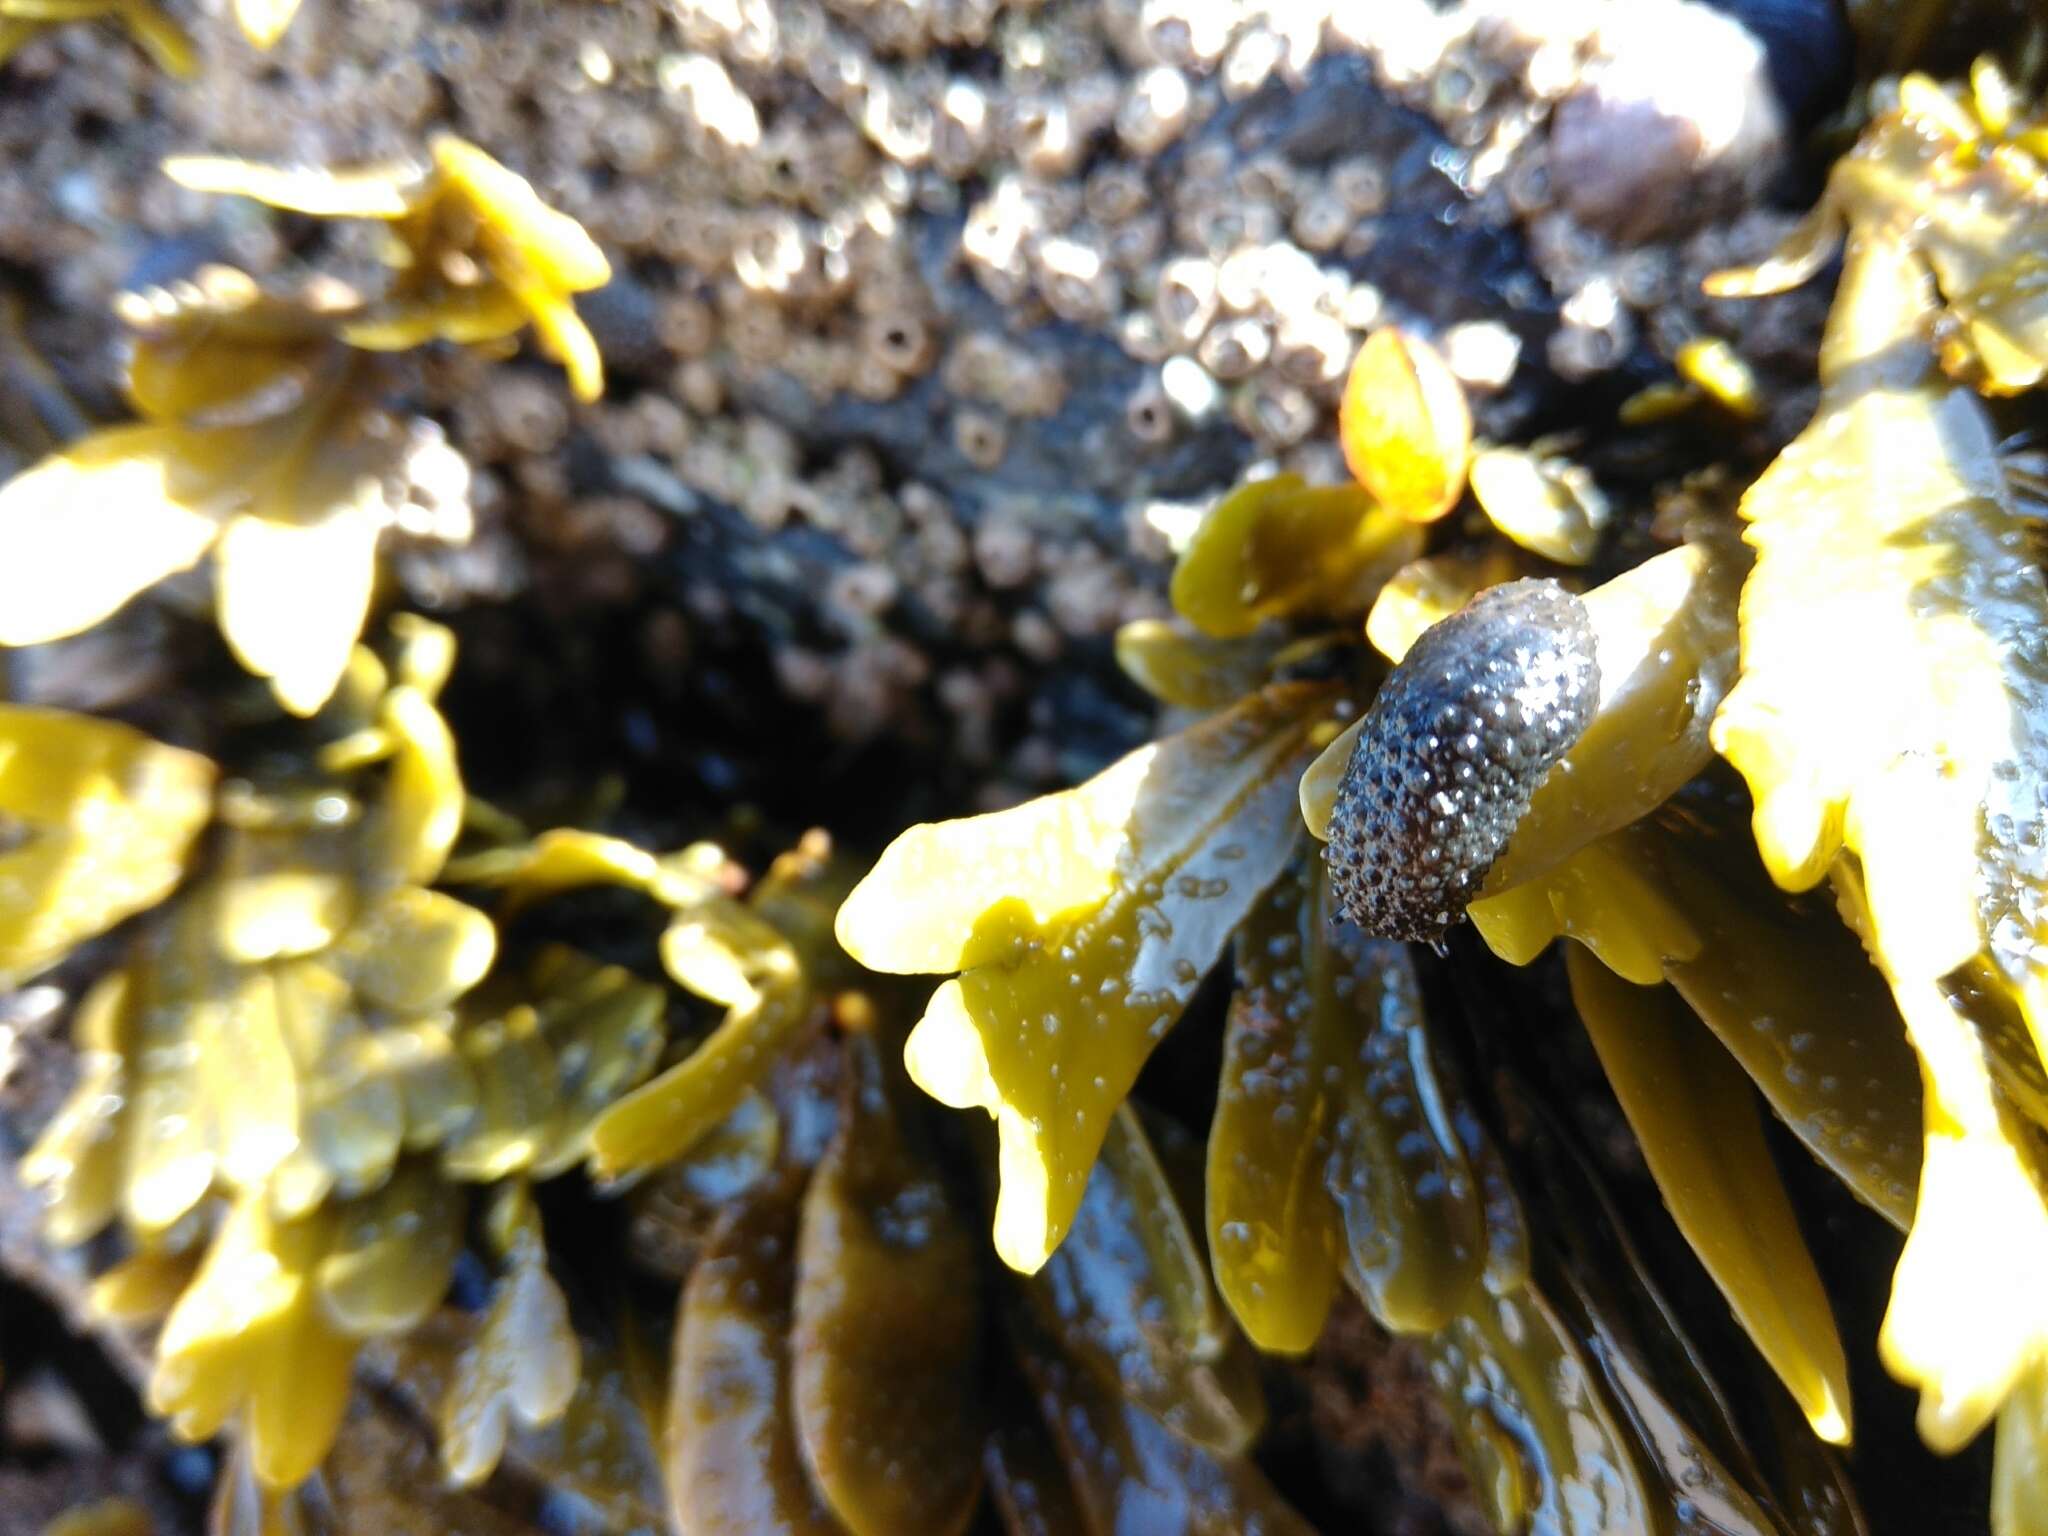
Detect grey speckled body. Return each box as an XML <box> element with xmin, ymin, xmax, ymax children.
<box><xmin>1327</xmin><ymin>579</ymin><xmax>1598</xmax><ymax>944</ymax></box>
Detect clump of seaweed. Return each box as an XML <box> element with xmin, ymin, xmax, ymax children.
<box><xmin>9</xmin><ymin>576</ymin><xmax>1247</xmax><ymax>1525</ymax></box>
<box><xmin>1706</xmin><ymin>59</ymin><xmax>2048</xmax><ymax>1516</ymax></box>
<box><xmin>19</xmin><ymin>788</ymin><xmax>1306</xmax><ymax>1533</ymax></box>
<box><xmin>833</xmin><ymin>55</ymin><xmax>2048</xmax><ymax>1530</ymax></box>
<box><xmin>643</xmin><ymin>942</ymin><xmax>1315</xmax><ymax>1536</ymax></box>
<box><xmin>8</xmin><ymin>614</ymin><xmax>819</xmax><ymax>1502</ymax></box>
<box><xmin>827</xmin><ymin>132</ymin><xmax>2031</xmax><ymax>1531</ymax></box>
<box><xmin>452</xmin><ymin>822</ymin><xmax>1317</xmax><ymax>1533</ymax></box>
<box><xmin>165</xmin><ymin>137</ymin><xmax>613</xmax><ymax>404</ymax></box>
<box><xmin>0</xmin><ymin>137</ymin><xmax>606</xmax><ymax>717</ymax></box>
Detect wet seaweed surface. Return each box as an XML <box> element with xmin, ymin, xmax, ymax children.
<box><xmin>9</xmin><ymin>3</ymin><xmax>2048</xmax><ymax>1535</ymax></box>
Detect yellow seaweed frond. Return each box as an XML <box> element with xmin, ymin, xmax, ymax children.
<box><xmin>0</xmin><ymin>267</ymin><xmax>431</xmax><ymax>717</ymax></box>
<box><xmin>1168</xmin><ymin>473</ymin><xmax>1420</xmax><ymax>640</ymax></box>
<box><xmin>836</xmin><ymin>682</ymin><xmax>1338</xmax><ymax>1273</ymax></box>
<box><xmin>1468</xmin><ymin>445</ymin><xmax>1612</xmax><ymax>566</ymax></box>
<box><xmin>0</xmin><ymin>705</ymin><xmax>215</xmax><ymax>988</ymax></box>
<box><xmin>1338</xmin><ymin>325</ymin><xmax>1473</xmax><ymax>524</ymax></box>
<box><xmin>1708</xmin><ymin>61</ymin><xmax>2048</xmax><ymax>394</ymax></box>
<box><xmin>0</xmin><ymin>0</ymin><xmax>195</xmax><ymax>76</ymax></box>
<box><xmin>233</xmin><ymin>0</ymin><xmax>300</xmax><ymax>49</ymax></box>
<box><xmin>168</xmin><ymin>135</ymin><xmax>612</xmax><ymax>400</ymax></box>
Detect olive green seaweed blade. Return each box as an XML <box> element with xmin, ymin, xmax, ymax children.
<box><xmin>1421</xmin><ymin>1281</ymin><xmax>1667</xmax><ymax>1536</ymax></box>
<box><xmin>1037</xmin><ymin>1104</ymin><xmax>1266</xmax><ymax>1455</ymax></box>
<box><xmin>1566</xmin><ymin>948</ymin><xmax>1854</xmax><ymax>1446</ymax></box>
<box><xmin>1210</xmin><ymin>856</ymin><xmax>1509</xmax><ymax>1345</ymax></box>
<box><xmin>1710</xmin><ymin>230</ymin><xmax>2048</xmax><ymax>1013</ymax></box>
<box><xmin>1537</xmin><ymin>1243</ymin><xmax>1791</xmax><ymax>1536</ymax></box>
<box><xmin>21</xmin><ymin>970</ymin><xmax>135</xmax><ymax>1246</ymax></box>
<box><xmin>439</xmin><ymin>1233</ymin><xmax>582</xmax><ymax>1488</ymax></box>
<box><xmin>1114</xmin><ymin>618</ymin><xmax>1292</xmax><ymax>713</ymax></box>
<box><xmin>439</xmin><ymin>1001</ymin><xmax>561</xmax><ymax>1184</ymax></box>
<box><xmin>1324</xmin><ymin>910</ymin><xmax>1515</xmax><ymax>1336</ymax></box>
<box><xmin>1011</xmin><ymin>1318</ymin><xmax>1315</xmax><ymax>1536</ymax></box>
<box><xmin>149</xmin><ymin>1195</ymin><xmax>357</xmax><ymax>1489</ymax></box>
<box><xmin>316</xmin><ymin>1158</ymin><xmax>463</xmax><ymax>1336</ymax></box>
<box><xmin>1469</xmin><ymin>445</ymin><xmax>1611</xmax><ymax>566</ymax></box>
<box><xmin>0</xmin><ymin>1</ymin><xmax>195</xmax><ymax>75</ymax></box>
<box><xmin>985</xmin><ymin>1409</ymin><xmax>1093</xmax><ymax>1536</ymax></box>
<box><xmin>589</xmin><ymin>894</ymin><xmax>809</xmax><ymax>1179</ymax></box>
<box><xmin>1205</xmin><ymin>860</ymin><xmax>1346</xmax><ymax>1355</ymax></box>
<box><xmin>525</xmin><ymin>948</ymin><xmax>668</xmax><ymax>1177</ymax></box>
<box><xmin>1169</xmin><ymin>474</ymin><xmax>1420</xmax><ymax>639</ymax></box>
<box><xmin>1836</xmin><ymin>859</ymin><xmax>2048</xmax><ymax>1457</ymax></box>
<box><xmin>837</xmin><ymin>681</ymin><xmax>1338</xmax><ymax>1274</ymax></box>
<box><xmin>667</xmin><ymin>1176</ymin><xmax>840</xmax><ymax>1536</ymax></box>
<box><xmin>1469</xmin><ymin>811</ymin><xmax>1923</xmax><ymax>1234</ymax></box>
<box><xmin>1361</xmin><ymin>547</ymin><xmax>1530</xmax><ymax>665</ymax></box>
<box><xmin>1829</xmin><ymin>71</ymin><xmax>2048</xmax><ymax>393</ymax></box>
<box><xmin>0</xmin><ymin>705</ymin><xmax>217</xmax><ymax>989</ymax></box>
<box><xmin>790</xmin><ymin>1033</ymin><xmax>985</xmax><ymax>1536</ymax></box>
<box><xmin>1709</xmin><ymin>222</ymin><xmax>2048</xmax><ymax>1453</ymax></box>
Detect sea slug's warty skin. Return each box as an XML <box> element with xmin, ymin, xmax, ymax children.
<box><xmin>1327</xmin><ymin>579</ymin><xmax>1599</xmax><ymax>944</ymax></box>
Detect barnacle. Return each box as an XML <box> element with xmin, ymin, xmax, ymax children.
<box><xmin>0</xmin><ymin>0</ymin><xmax>194</xmax><ymax>75</ymax></box>
<box><xmin>166</xmin><ymin>136</ymin><xmax>613</xmax><ymax>402</ymax></box>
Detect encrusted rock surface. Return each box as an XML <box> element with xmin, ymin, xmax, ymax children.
<box><xmin>0</xmin><ymin>0</ymin><xmax>1829</xmax><ymax>808</ymax></box>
